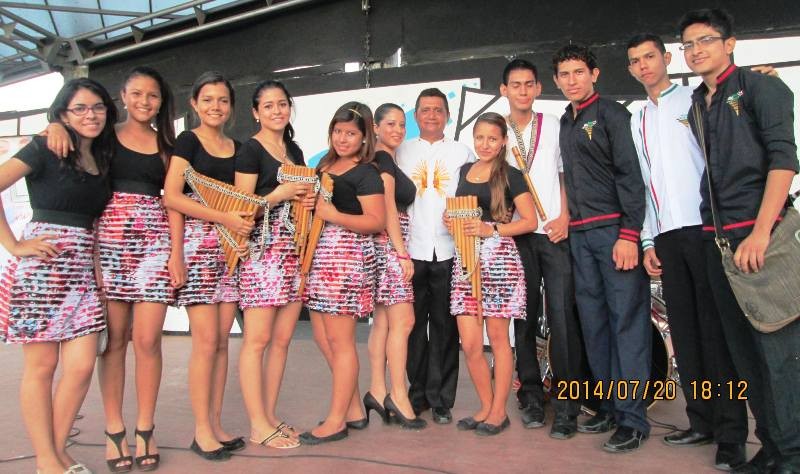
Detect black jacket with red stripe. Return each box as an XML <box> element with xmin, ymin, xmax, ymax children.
<box><xmin>559</xmin><ymin>93</ymin><xmax>646</xmax><ymax>242</ymax></box>
<box><xmin>689</xmin><ymin>65</ymin><xmax>799</xmax><ymax>241</ymax></box>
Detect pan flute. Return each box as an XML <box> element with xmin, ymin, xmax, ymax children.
<box><xmin>511</xmin><ymin>146</ymin><xmax>547</xmax><ymax>221</ymax></box>
<box><xmin>276</xmin><ymin>164</ymin><xmax>319</xmax><ymax>256</ymax></box>
<box><xmin>446</xmin><ymin>195</ymin><xmax>483</xmax><ymax>321</ymax></box>
<box><xmin>297</xmin><ymin>172</ymin><xmax>334</xmax><ymax>296</ymax></box>
<box><xmin>184</xmin><ymin>166</ymin><xmax>269</xmax><ymax>276</ymax></box>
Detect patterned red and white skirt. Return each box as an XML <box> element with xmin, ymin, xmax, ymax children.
<box><xmin>239</xmin><ymin>206</ymin><xmax>301</xmax><ymax>309</ymax></box>
<box><xmin>303</xmin><ymin>224</ymin><xmax>376</xmax><ymax>319</ymax></box>
<box><xmin>374</xmin><ymin>212</ymin><xmax>413</xmax><ymax>306</ymax></box>
<box><xmin>0</xmin><ymin>222</ymin><xmax>105</xmax><ymax>343</ymax></box>
<box><xmin>450</xmin><ymin>233</ymin><xmax>526</xmax><ymax>319</ymax></box>
<box><xmin>97</xmin><ymin>192</ymin><xmax>174</xmax><ymax>304</ymax></box>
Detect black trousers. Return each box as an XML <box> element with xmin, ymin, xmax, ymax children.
<box><xmin>406</xmin><ymin>256</ymin><xmax>459</xmax><ymax>409</ymax></box>
<box><xmin>513</xmin><ymin>233</ymin><xmax>582</xmax><ymax>416</ymax></box>
<box><xmin>705</xmin><ymin>239</ymin><xmax>800</xmax><ymax>466</ymax></box>
<box><xmin>654</xmin><ymin>228</ymin><xmax>747</xmax><ymax>444</ymax></box>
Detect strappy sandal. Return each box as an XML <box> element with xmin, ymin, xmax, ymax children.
<box><xmin>276</xmin><ymin>422</ymin><xmax>298</xmax><ymax>437</ymax></box>
<box><xmin>104</xmin><ymin>429</ymin><xmax>133</xmax><ymax>473</ymax></box>
<box><xmin>134</xmin><ymin>426</ymin><xmax>161</xmax><ymax>471</ymax></box>
<box><xmin>65</xmin><ymin>463</ymin><xmax>94</xmax><ymax>474</ymax></box>
<box><xmin>249</xmin><ymin>428</ymin><xmax>300</xmax><ymax>449</ymax></box>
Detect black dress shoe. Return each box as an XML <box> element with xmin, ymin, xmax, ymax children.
<box><xmin>456</xmin><ymin>416</ymin><xmax>484</xmax><ymax>431</ymax></box>
<box><xmin>432</xmin><ymin>407</ymin><xmax>452</xmax><ymax>424</ymax></box>
<box><xmin>345</xmin><ymin>418</ymin><xmax>369</xmax><ymax>430</ymax></box>
<box><xmin>220</xmin><ymin>436</ymin><xmax>246</xmax><ymax>452</ymax></box>
<box><xmin>521</xmin><ymin>399</ymin><xmax>545</xmax><ymax>429</ymax></box>
<box><xmin>475</xmin><ymin>417</ymin><xmax>510</xmax><ymax>436</ymax></box>
<box><xmin>549</xmin><ymin>415</ymin><xmax>578</xmax><ymax>440</ymax></box>
<box><xmin>602</xmin><ymin>426</ymin><xmax>647</xmax><ymax>453</ymax></box>
<box><xmin>715</xmin><ymin>443</ymin><xmax>747</xmax><ymax>471</ymax></box>
<box><xmin>663</xmin><ymin>429</ymin><xmax>714</xmax><ymax>447</ymax></box>
<box><xmin>190</xmin><ymin>439</ymin><xmax>232</xmax><ymax>461</ymax></box>
<box><xmin>298</xmin><ymin>427</ymin><xmax>349</xmax><ymax>445</ymax></box>
<box><xmin>578</xmin><ymin>411</ymin><xmax>616</xmax><ymax>434</ymax></box>
<box><xmin>731</xmin><ymin>449</ymin><xmax>778</xmax><ymax>474</ymax></box>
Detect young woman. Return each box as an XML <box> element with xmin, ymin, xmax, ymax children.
<box><xmin>364</xmin><ymin>103</ymin><xmax>425</xmax><ymax>429</ymax></box>
<box><xmin>163</xmin><ymin>71</ymin><xmax>250</xmax><ymax>461</ymax></box>
<box><xmin>447</xmin><ymin>112</ymin><xmax>537</xmax><ymax>436</ymax></box>
<box><xmin>46</xmin><ymin>67</ymin><xmax>177</xmax><ymax>472</ymax></box>
<box><xmin>234</xmin><ymin>80</ymin><xmax>314</xmax><ymax>449</ymax></box>
<box><xmin>299</xmin><ymin>102</ymin><xmax>386</xmax><ymax>445</ymax></box>
<box><xmin>0</xmin><ymin>78</ymin><xmax>116</xmax><ymax>474</ymax></box>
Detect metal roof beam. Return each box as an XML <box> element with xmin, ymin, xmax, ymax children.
<box><xmin>0</xmin><ymin>7</ymin><xmax>57</xmax><ymax>39</ymax></box>
<box><xmin>73</xmin><ymin>0</ymin><xmax>215</xmax><ymax>41</ymax></box>
<box><xmin>0</xmin><ymin>2</ymin><xmax>182</xmax><ymax>19</ymax></box>
<box><xmin>0</xmin><ymin>36</ymin><xmax>45</xmax><ymax>60</ymax></box>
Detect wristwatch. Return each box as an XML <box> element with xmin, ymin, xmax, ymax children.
<box><xmin>491</xmin><ymin>223</ymin><xmax>500</xmax><ymax>239</ymax></box>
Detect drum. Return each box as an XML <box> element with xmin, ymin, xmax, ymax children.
<box><xmin>538</xmin><ymin>279</ymin><xmax>678</xmax><ymax>411</ymax></box>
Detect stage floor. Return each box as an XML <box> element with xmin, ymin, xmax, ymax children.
<box><xmin>0</xmin><ymin>321</ymin><xmax>757</xmax><ymax>474</ymax></box>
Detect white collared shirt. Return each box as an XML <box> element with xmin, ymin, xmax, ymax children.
<box><xmin>505</xmin><ymin>112</ymin><xmax>564</xmax><ymax>234</ymax></box>
<box><xmin>630</xmin><ymin>83</ymin><xmax>704</xmax><ymax>249</ymax></box>
<box><xmin>396</xmin><ymin>136</ymin><xmax>475</xmax><ymax>261</ymax></box>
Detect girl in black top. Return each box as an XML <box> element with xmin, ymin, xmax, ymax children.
<box><xmin>446</xmin><ymin>112</ymin><xmax>537</xmax><ymax>436</ymax></box>
<box><xmin>234</xmin><ymin>80</ymin><xmax>314</xmax><ymax>449</ymax></box>
<box><xmin>363</xmin><ymin>103</ymin><xmax>426</xmax><ymax>429</ymax></box>
<box><xmin>0</xmin><ymin>78</ymin><xmax>116</xmax><ymax>474</ymax></box>
<box><xmin>163</xmin><ymin>71</ymin><xmax>250</xmax><ymax>461</ymax></box>
<box><xmin>299</xmin><ymin>102</ymin><xmax>386</xmax><ymax>445</ymax></box>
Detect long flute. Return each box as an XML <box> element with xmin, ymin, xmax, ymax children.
<box><xmin>511</xmin><ymin>146</ymin><xmax>547</xmax><ymax>221</ymax></box>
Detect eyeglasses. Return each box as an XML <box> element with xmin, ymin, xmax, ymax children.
<box><xmin>679</xmin><ymin>36</ymin><xmax>725</xmax><ymax>51</ymax></box>
<box><xmin>66</xmin><ymin>103</ymin><xmax>108</xmax><ymax>116</ymax></box>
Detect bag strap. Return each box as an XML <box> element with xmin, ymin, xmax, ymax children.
<box><xmin>691</xmin><ymin>101</ymin><xmax>731</xmax><ymax>252</ymax></box>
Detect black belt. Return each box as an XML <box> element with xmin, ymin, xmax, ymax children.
<box><xmin>112</xmin><ymin>179</ymin><xmax>161</xmax><ymax>197</ymax></box>
<box><xmin>31</xmin><ymin>209</ymin><xmax>96</xmax><ymax>229</ymax></box>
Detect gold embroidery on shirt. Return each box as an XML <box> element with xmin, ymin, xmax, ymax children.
<box><xmin>677</xmin><ymin>114</ymin><xmax>690</xmax><ymax>128</ymax></box>
<box><xmin>432</xmin><ymin>160</ymin><xmax>450</xmax><ymax>197</ymax></box>
<box><xmin>411</xmin><ymin>161</ymin><xmax>428</xmax><ymax>196</ymax></box>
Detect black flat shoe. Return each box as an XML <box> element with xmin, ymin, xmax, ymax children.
<box><xmin>520</xmin><ymin>399</ymin><xmax>545</xmax><ymax>429</ymax></box>
<box><xmin>190</xmin><ymin>439</ymin><xmax>232</xmax><ymax>461</ymax></box>
<box><xmin>220</xmin><ymin>436</ymin><xmax>246</xmax><ymax>452</ymax></box>
<box><xmin>475</xmin><ymin>417</ymin><xmax>511</xmax><ymax>436</ymax></box>
<box><xmin>456</xmin><ymin>416</ymin><xmax>485</xmax><ymax>431</ymax></box>
<box><xmin>550</xmin><ymin>415</ymin><xmax>578</xmax><ymax>440</ymax></box>
<box><xmin>384</xmin><ymin>394</ymin><xmax>427</xmax><ymax>430</ymax></box>
<box><xmin>602</xmin><ymin>427</ymin><xmax>647</xmax><ymax>453</ymax></box>
<box><xmin>432</xmin><ymin>407</ymin><xmax>452</xmax><ymax>424</ymax></box>
<box><xmin>363</xmin><ymin>392</ymin><xmax>390</xmax><ymax>424</ymax></box>
<box><xmin>663</xmin><ymin>429</ymin><xmax>714</xmax><ymax>447</ymax></box>
<box><xmin>134</xmin><ymin>426</ymin><xmax>160</xmax><ymax>471</ymax></box>
<box><xmin>715</xmin><ymin>443</ymin><xmax>747</xmax><ymax>471</ymax></box>
<box><xmin>578</xmin><ymin>411</ymin><xmax>616</xmax><ymax>434</ymax></box>
<box><xmin>105</xmin><ymin>429</ymin><xmax>133</xmax><ymax>473</ymax></box>
<box><xmin>345</xmin><ymin>418</ymin><xmax>369</xmax><ymax>430</ymax></box>
<box><xmin>299</xmin><ymin>427</ymin><xmax>349</xmax><ymax>445</ymax></box>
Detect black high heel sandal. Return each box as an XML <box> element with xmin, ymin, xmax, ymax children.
<box><xmin>384</xmin><ymin>394</ymin><xmax>427</xmax><ymax>430</ymax></box>
<box><xmin>363</xmin><ymin>392</ymin><xmax>390</xmax><ymax>424</ymax></box>
<box><xmin>134</xmin><ymin>426</ymin><xmax>161</xmax><ymax>471</ymax></box>
<box><xmin>105</xmin><ymin>429</ymin><xmax>133</xmax><ymax>473</ymax></box>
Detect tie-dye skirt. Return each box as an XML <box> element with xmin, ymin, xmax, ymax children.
<box><xmin>303</xmin><ymin>224</ymin><xmax>376</xmax><ymax>318</ymax></box>
<box><xmin>97</xmin><ymin>192</ymin><xmax>174</xmax><ymax>304</ymax></box>
<box><xmin>374</xmin><ymin>212</ymin><xmax>414</xmax><ymax>306</ymax></box>
<box><xmin>450</xmin><ymin>233</ymin><xmax>526</xmax><ymax>319</ymax></box>
<box><xmin>239</xmin><ymin>205</ymin><xmax>301</xmax><ymax>309</ymax></box>
<box><xmin>0</xmin><ymin>222</ymin><xmax>105</xmax><ymax>343</ymax></box>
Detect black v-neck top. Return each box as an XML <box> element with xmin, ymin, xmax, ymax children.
<box><xmin>174</xmin><ymin>130</ymin><xmax>239</xmax><ymax>193</ymax></box>
<box><xmin>455</xmin><ymin>162</ymin><xmax>528</xmax><ymax>222</ymax></box>
<box><xmin>235</xmin><ymin>138</ymin><xmax>305</xmax><ymax>196</ymax></box>
<box><xmin>326</xmin><ymin>163</ymin><xmax>384</xmax><ymax>215</ymax></box>
<box><xmin>375</xmin><ymin>151</ymin><xmax>416</xmax><ymax>212</ymax></box>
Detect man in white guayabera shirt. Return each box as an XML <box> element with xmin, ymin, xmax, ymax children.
<box><xmin>627</xmin><ymin>32</ymin><xmax>747</xmax><ymax>471</ymax></box>
<box><xmin>397</xmin><ymin>88</ymin><xmax>474</xmax><ymax>425</ymax></box>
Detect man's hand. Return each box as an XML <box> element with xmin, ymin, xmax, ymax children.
<box><xmin>643</xmin><ymin>247</ymin><xmax>662</xmax><ymax>277</ymax></box>
<box><xmin>733</xmin><ymin>230</ymin><xmax>770</xmax><ymax>273</ymax></box>
<box><xmin>543</xmin><ymin>213</ymin><xmax>569</xmax><ymax>243</ymax></box>
<box><xmin>750</xmin><ymin>65</ymin><xmax>779</xmax><ymax>77</ymax></box>
<box><xmin>612</xmin><ymin>239</ymin><xmax>639</xmax><ymax>271</ymax></box>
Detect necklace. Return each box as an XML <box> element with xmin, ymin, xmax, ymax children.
<box><xmin>508</xmin><ymin>112</ymin><xmax>540</xmax><ymax>169</ymax></box>
<box><xmin>262</xmin><ymin>138</ymin><xmax>288</xmax><ymax>163</ymax></box>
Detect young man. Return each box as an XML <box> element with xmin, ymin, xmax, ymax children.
<box><xmin>397</xmin><ymin>88</ymin><xmax>474</xmax><ymax>424</ymax></box>
<box><xmin>680</xmin><ymin>9</ymin><xmax>800</xmax><ymax>473</ymax></box>
<box><xmin>626</xmin><ymin>32</ymin><xmax>748</xmax><ymax>470</ymax></box>
<box><xmin>499</xmin><ymin>59</ymin><xmax>584</xmax><ymax>439</ymax></box>
<box><xmin>553</xmin><ymin>44</ymin><xmax>651</xmax><ymax>453</ymax></box>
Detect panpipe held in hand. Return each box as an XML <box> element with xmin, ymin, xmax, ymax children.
<box><xmin>446</xmin><ymin>195</ymin><xmax>483</xmax><ymax>322</ymax></box>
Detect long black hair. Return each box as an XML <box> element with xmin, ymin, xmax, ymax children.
<box><xmin>123</xmin><ymin>66</ymin><xmax>175</xmax><ymax>163</ymax></box>
<box><xmin>317</xmin><ymin>102</ymin><xmax>375</xmax><ymax>172</ymax></box>
<box><xmin>47</xmin><ymin>77</ymin><xmax>117</xmax><ymax>175</ymax></box>
<box><xmin>251</xmin><ymin>79</ymin><xmax>295</xmax><ymax>143</ymax></box>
